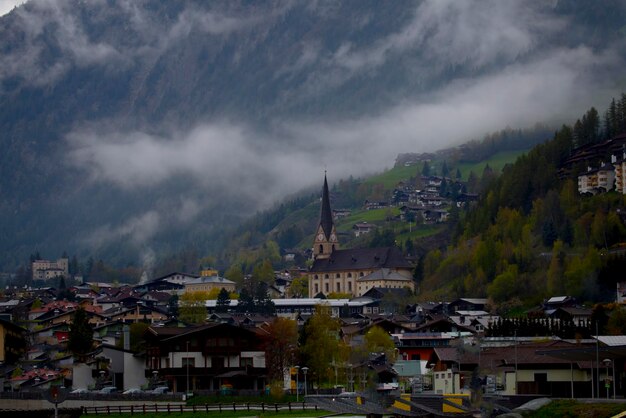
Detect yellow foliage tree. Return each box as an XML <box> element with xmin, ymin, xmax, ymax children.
<box><xmin>179</xmin><ymin>291</ymin><xmax>210</xmax><ymax>324</ymax></box>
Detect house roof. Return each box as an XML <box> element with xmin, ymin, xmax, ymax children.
<box><xmin>457</xmin><ymin>298</ymin><xmax>487</xmax><ymax>305</ymax></box>
<box><xmin>310</xmin><ymin>247</ymin><xmax>413</xmax><ymax>273</ymax></box>
<box><xmin>546</xmin><ymin>296</ymin><xmax>571</xmax><ymax>304</ymax></box>
<box><xmin>150</xmin><ymin>272</ymin><xmax>200</xmax><ymax>283</ymax></box>
<box><xmin>597</xmin><ymin>336</ymin><xmax>626</xmax><ymax>346</ymax></box>
<box><xmin>431</xmin><ymin>341</ymin><xmax>594</xmax><ymax>369</ymax></box>
<box><xmin>0</xmin><ymin>317</ymin><xmax>26</xmax><ymax>333</ymax></box>
<box><xmin>185</xmin><ymin>276</ymin><xmax>235</xmax><ymax>286</ymax></box>
<box><xmin>362</xmin><ymin>287</ymin><xmax>412</xmax><ymax>299</ymax></box>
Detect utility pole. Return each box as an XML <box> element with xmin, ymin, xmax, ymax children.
<box><xmin>186</xmin><ymin>340</ymin><xmax>190</xmax><ymax>395</ymax></box>
<box><xmin>514</xmin><ymin>331</ymin><xmax>518</xmax><ymax>395</ymax></box>
<box><xmin>295</xmin><ymin>366</ymin><xmax>300</xmax><ymax>402</ymax></box>
<box><xmin>302</xmin><ymin>367</ymin><xmax>309</xmax><ymax>397</ymax></box>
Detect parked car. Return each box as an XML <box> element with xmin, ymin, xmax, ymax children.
<box><xmin>98</xmin><ymin>386</ymin><xmax>118</xmax><ymax>394</ymax></box>
<box><xmin>70</xmin><ymin>388</ymin><xmax>89</xmax><ymax>394</ymax></box>
<box><xmin>151</xmin><ymin>386</ymin><xmax>170</xmax><ymax>394</ymax></box>
<box><xmin>122</xmin><ymin>388</ymin><xmax>142</xmax><ymax>395</ymax></box>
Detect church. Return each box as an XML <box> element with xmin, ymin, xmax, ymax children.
<box><xmin>308</xmin><ymin>175</ymin><xmax>416</xmax><ymax>298</ymax></box>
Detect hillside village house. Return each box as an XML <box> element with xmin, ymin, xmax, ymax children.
<box><xmin>32</xmin><ymin>258</ymin><xmax>69</xmax><ymax>280</ymax></box>
<box><xmin>144</xmin><ymin>323</ymin><xmax>267</xmax><ymax>392</ymax></box>
<box><xmin>308</xmin><ymin>175</ymin><xmax>415</xmax><ymax>298</ymax></box>
<box><xmin>571</xmin><ymin>134</ymin><xmax>626</xmax><ymax>195</ymax></box>
<box><xmin>184</xmin><ymin>276</ymin><xmax>236</xmax><ymax>294</ymax></box>
<box><xmin>0</xmin><ymin>318</ymin><xmax>26</xmax><ymax>364</ymax></box>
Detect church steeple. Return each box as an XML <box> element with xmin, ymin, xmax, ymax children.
<box><xmin>320</xmin><ymin>174</ymin><xmax>333</xmax><ymax>239</ymax></box>
<box><xmin>313</xmin><ymin>173</ymin><xmax>339</xmax><ymax>259</ymax></box>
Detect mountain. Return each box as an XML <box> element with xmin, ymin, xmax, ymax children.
<box><xmin>1</xmin><ymin>0</ymin><xmax>626</xmax><ymax>270</ymax></box>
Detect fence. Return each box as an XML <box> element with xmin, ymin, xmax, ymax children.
<box><xmin>82</xmin><ymin>402</ymin><xmax>318</xmax><ymax>415</ymax></box>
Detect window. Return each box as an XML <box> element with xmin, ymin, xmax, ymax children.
<box><xmin>347</xmin><ymin>273</ymin><xmax>352</xmax><ymax>278</ymax></box>
<box><xmin>325</xmin><ymin>274</ymin><xmax>329</xmax><ymax>279</ymax></box>
<box><xmin>315</xmin><ymin>284</ymin><xmax>319</xmax><ymax>293</ymax></box>
<box><xmin>359</xmin><ymin>272</ymin><xmax>364</xmax><ymax>277</ymax></box>
<box><xmin>348</xmin><ymin>282</ymin><xmax>352</xmax><ymax>291</ymax></box>
<box><xmin>182</xmin><ymin>357</ymin><xmax>195</xmax><ymax>367</ymax></box>
<box><xmin>241</xmin><ymin>357</ymin><xmax>253</xmax><ymax>367</ymax></box>
<box><xmin>314</xmin><ymin>275</ymin><xmax>318</xmax><ymax>280</ymax></box>
<box><xmin>336</xmin><ymin>273</ymin><xmax>341</xmax><ymax>278</ymax></box>
<box><xmin>336</xmin><ymin>283</ymin><xmax>340</xmax><ymax>292</ymax></box>
<box><xmin>319</xmin><ymin>244</ymin><xmax>323</xmax><ymax>253</ymax></box>
<box><xmin>325</xmin><ymin>283</ymin><xmax>329</xmax><ymax>292</ymax></box>
<box><xmin>212</xmin><ymin>357</ymin><xmax>224</xmax><ymax>369</ymax></box>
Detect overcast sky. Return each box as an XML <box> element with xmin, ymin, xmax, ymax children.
<box><xmin>0</xmin><ymin>0</ymin><xmax>22</xmax><ymax>16</ymax></box>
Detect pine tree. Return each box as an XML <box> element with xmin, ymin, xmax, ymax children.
<box><xmin>216</xmin><ymin>288</ymin><xmax>231</xmax><ymax>313</ymax></box>
<box><xmin>69</xmin><ymin>308</ymin><xmax>94</xmax><ymax>357</ymax></box>
<box><xmin>237</xmin><ymin>288</ymin><xmax>255</xmax><ymax>313</ymax></box>
<box><xmin>441</xmin><ymin>160</ymin><xmax>449</xmax><ymax>177</ymax></box>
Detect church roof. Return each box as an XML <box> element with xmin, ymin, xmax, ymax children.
<box><xmin>310</xmin><ymin>247</ymin><xmax>413</xmax><ymax>272</ymax></box>
<box><xmin>319</xmin><ymin>174</ymin><xmax>334</xmax><ymax>239</ymax></box>
<box><xmin>357</xmin><ymin>268</ymin><xmax>413</xmax><ymax>282</ymax></box>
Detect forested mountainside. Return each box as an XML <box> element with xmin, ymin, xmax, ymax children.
<box><xmin>1</xmin><ymin>1</ymin><xmax>626</xmax><ymax>271</ymax></box>
<box><xmin>418</xmin><ymin>94</ymin><xmax>626</xmax><ymax>310</ymax></box>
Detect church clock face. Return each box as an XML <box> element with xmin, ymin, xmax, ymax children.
<box><xmin>317</xmin><ymin>233</ymin><xmax>325</xmax><ymax>241</ymax></box>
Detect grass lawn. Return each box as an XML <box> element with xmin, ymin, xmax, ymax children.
<box><xmin>457</xmin><ymin>150</ymin><xmax>527</xmax><ymax>180</ymax></box>
<box><xmin>335</xmin><ymin>208</ymin><xmax>400</xmax><ymax>232</ymax></box>
<box><xmin>395</xmin><ymin>224</ymin><xmax>444</xmax><ymax>242</ymax></box>
<box><xmin>362</xmin><ymin>164</ymin><xmax>419</xmax><ymax>189</ymax></box>
<box><xmin>524</xmin><ymin>400</ymin><xmax>626</xmax><ymax>418</ymax></box>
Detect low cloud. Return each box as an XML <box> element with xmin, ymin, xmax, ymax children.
<box><xmin>67</xmin><ymin>43</ymin><xmax>622</xmax><ymax>224</ymax></box>
<box><xmin>36</xmin><ymin>0</ymin><xmax>626</xmax><ymax>246</ymax></box>
<box><xmin>0</xmin><ymin>0</ymin><xmax>23</xmax><ymax>17</ymax></box>
<box><xmin>84</xmin><ymin>211</ymin><xmax>161</xmax><ymax>248</ymax></box>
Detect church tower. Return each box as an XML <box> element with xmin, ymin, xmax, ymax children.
<box><xmin>313</xmin><ymin>174</ymin><xmax>339</xmax><ymax>259</ymax></box>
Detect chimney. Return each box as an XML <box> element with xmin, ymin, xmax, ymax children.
<box><xmin>123</xmin><ymin>324</ymin><xmax>130</xmax><ymax>351</ymax></box>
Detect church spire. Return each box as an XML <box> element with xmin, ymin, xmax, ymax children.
<box><xmin>313</xmin><ymin>172</ymin><xmax>339</xmax><ymax>259</ymax></box>
<box><xmin>320</xmin><ymin>173</ymin><xmax>333</xmax><ymax>239</ymax></box>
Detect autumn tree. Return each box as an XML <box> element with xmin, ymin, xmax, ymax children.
<box><xmin>289</xmin><ymin>276</ymin><xmax>308</xmax><ymax>298</ymax></box>
<box><xmin>264</xmin><ymin>318</ymin><xmax>298</xmax><ymax>384</ymax></box>
<box><xmin>179</xmin><ymin>291</ymin><xmax>209</xmax><ymax>324</ymax></box>
<box><xmin>365</xmin><ymin>326</ymin><xmax>396</xmax><ymax>362</ymax></box>
<box><xmin>253</xmin><ymin>259</ymin><xmax>275</xmax><ymax>284</ymax></box>
<box><xmin>546</xmin><ymin>240</ymin><xmax>565</xmax><ymax>296</ymax></box>
<box><xmin>225</xmin><ymin>264</ymin><xmax>245</xmax><ymax>286</ymax></box>
<box><xmin>300</xmin><ymin>305</ymin><xmax>343</xmax><ymax>386</ymax></box>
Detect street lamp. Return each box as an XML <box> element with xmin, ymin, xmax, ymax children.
<box><xmin>186</xmin><ymin>341</ymin><xmax>190</xmax><ymax>395</ymax></box>
<box><xmin>302</xmin><ymin>367</ymin><xmax>309</xmax><ymax>398</ymax></box>
<box><xmin>294</xmin><ymin>366</ymin><xmax>300</xmax><ymax>402</ymax></box>
<box><xmin>603</xmin><ymin>359</ymin><xmax>611</xmax><ymax>399</ymax></box>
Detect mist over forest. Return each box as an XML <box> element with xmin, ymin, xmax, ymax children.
<box><xmin>1</xmin><ymin>0</ymin><xmax>625</xmax><ymax>270</ymax></box>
